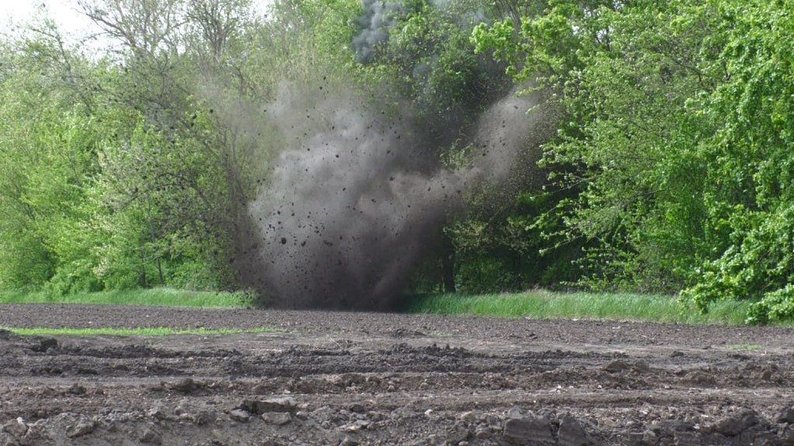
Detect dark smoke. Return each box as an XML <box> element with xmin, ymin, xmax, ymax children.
<box><xmin>246</xmin><ymin>84</ymin><xmax>547</xmax><ymax>310</ymax></box>
<box><xmin>352</xmin><ymin>0</ymin><xmax>404</xmax><ymax>63</ymax></box>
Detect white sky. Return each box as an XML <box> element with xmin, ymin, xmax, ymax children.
<box><xmin>0</xmin><ymin>0</ymin><xmax>273</xmax><ymax>52</ymax></box>
<box><xmin>1</xmin><ymin>1</ymin><xmax>94</xmax><ymax>35</ymax></box>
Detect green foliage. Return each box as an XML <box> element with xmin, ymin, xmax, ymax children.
<box><xmin>0</xmin><ymin>43</ymin><xmax>99</xmax><ymax>290</ymax></box>
<box><xmin>3</xmin><ymin>0</ymin><xmax>794</xmax><ymax>324</ymax></box>
<box><xmin>681</xmin><ymin>0</ymin><xmax>794</xmax><ymax>319</ymax></box>
<box><xmin>747</xmin><ymin>285</ymin><xmax>794</xmax><ymax>325</ymax></box>
<box><xmin>472</xmin><ymin>0</ymin><xmax>794</xmax><ymax>323</ymax></box>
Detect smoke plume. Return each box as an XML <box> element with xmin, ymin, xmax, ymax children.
<box><xmin>352</xmin><ymin>0</ymin><xmax>404</xmax><ymax>63</ymax></box>
<box><xmin>246</xmin><ymin>84</ymin><xmax>547</xmax><ymax>309</ymax></box>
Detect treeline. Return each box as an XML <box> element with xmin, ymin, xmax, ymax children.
<box><xmin>1</xmin><ymin>0</ymin><xmax>792</xmax><ymax>322</ymax></box>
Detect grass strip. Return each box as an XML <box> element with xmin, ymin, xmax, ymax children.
<box><xmin>404</xmin><ymin>290</ymin><xmax>777</xmax><ymax>326</ymax></box>
<box><xmin>0</xmin><ymin>288</ymin><xmax>254</xmax><ymax>308</ymax></box>
<box><xmin>3</xmin><ymin>326</ymin><xmax>274</xmax><ymax>337</ymax></box>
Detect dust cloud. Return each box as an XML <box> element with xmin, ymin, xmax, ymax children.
<box><xmin>244</xmin><ymin>84</ymin><xmax>547</xmax><ymax>309</ymax></box>
<box><xmin>238</xmin><ymin>1</ymin><xmax>550</xmax><ymax>310</ymax></box>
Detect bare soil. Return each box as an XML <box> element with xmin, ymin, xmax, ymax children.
<box><xmin>1</xmin><ymin>304</ymin><xmax>794</xmax><ymax>445</ymax></box>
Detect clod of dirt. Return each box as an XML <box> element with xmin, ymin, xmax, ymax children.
<box><xmin>0</xmin><ymin>329</ymin><xmax>13</xmax><ymax>340</ymax></box>
<box><xmin>171</xmin><ymin>377</ymin><xmax>200</xmax><ymax>394</ymax></box>
<box><xmin>708</xmin><ymin>409</ymin><xmax>760</xmax><ymax>436</ymax></box>
<box><xmin>446</xmin><ymin>423</ymin><xmax>470</xmax><ymax>443</ymax></box>
<box><xmin>778</xmin><ymin>406</ymin><xmax>794</xmax><ymax>424</ymax></box>
<box><xmin>67</xmin><ymin>383</ymin><xmax>86</xmax><ymax>395</ymax></box>
<box><xmin>0</xmin><ymin>432</ymin><xmax>17</xmax><ymax>446</ymax></box>
<box><xmin>603</xmin><ymin>360</ymin><xmax>649</xmax><ymax>374</ymax></box>
<box><xmin>139</xmin><ymin>424</ymin><xmax>162</xmax><ymax>445</ymax></box>
<box><xmin>67</xmin><ymin>419</ymin><xmax>95</xmax><ymax>438</ymax></box>
<box><xmin>348</xmin><ymin>403</ymin><xmax>367</xmax><ymax>414</ymax></box>
<box><xmin>339</xmin><ymin>436</ymin><xmax>359</xmax><ymax>446</ymax></box>
<box><xmin>146</xmin><ymin>405</ymin><xmax>169</xmax><ymax>421</ymax></box>
<box><xmin>390</xmin><ymin>328</ymin><xmax>426</xmax><ymax>338</ymax></box>
<box><xmin>558</xmin><ymin>414</ymin><xmax>592</xmax><ymax>446</ymax></box>
<box><xmin>229</xmin><ymin>409</ymin><xmax>252</xmax><ymax>423</ymax></box>
<box><xmin>781</xmin><ymin>425</ymin><xmax>794</xmax><ymax>443</ymax></box>
<box><xmin>261</xmin><ymin>412</ymin><xmax>292</xmax><ymax>426</ymax></box>
<box><xmin>2</xmin><ymin>419</ymin><xmax>27</xmax><ymax>438</ymax></box>
<box><xmin>241</xmin><ymin>397</ymin><xmax>297</xmax><ymax>414</ymax></box>
<box><xmin>189</xmin><ymin>409</ymin><xmax>217</xmax><ymax>426</ymax></box>
<box><xmin>639</xmin><ymin>430</ymin><xmax>658</xmax><ymax>445</ymax></box>
<box><xmin>31</xmin><ymin>337</ymin><xmax>58</xmax><ymax>353</ymax></box>
<box><xmin>475</xmin><ymin>426</ymin><xmax>491</xmax><ymax>439</ymax></box>
<box><xmin>342</xmin><ymin>419</ymin><xmax>370</xmax><ymax>433</ymax></box>
<box><xmin>458</xmin><ymin>411</ymin><xmax>477</xmax><ymax>423</ymax></box>
<box><xmin>685</xmin><ymin>370</ymin><xmax>717</xmax><ymax>386</ymax></box>
<box><xmin>503</xmin><ymin>412</ymin><xmax>555</xmax><ymax>445</ymax></box>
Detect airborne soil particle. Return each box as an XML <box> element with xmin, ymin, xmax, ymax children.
<box><xmin>1</xmin><ymin>304</ymin><xmax>794</xmax><ymax>445</ymax></box>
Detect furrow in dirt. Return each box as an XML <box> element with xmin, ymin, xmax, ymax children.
<box><xmin>1</xmin><ymin>304</ymin><xmax>794</xmax><ymax>445</ymax></box>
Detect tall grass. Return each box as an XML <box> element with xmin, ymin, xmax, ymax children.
<box><xmin>0</xmin><ymin>288</ymin><xmax>254</xmax><ymax>308</ymax></box>
<box><xmin>2</xmin><ymin>288</ymin><xmax>783</xmax><ymax>326</ymax></box>
<box><xmin>405</xmin><ymin>290</ymin><xmax>766</xmax><ymax>326</ymax></box>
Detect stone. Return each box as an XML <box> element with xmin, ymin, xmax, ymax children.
<box><xmin>558</xmin><ymin>415</ymin><xmax>591</xmax><ymax>446</ymax></box>
<box><xmin>262</xmin><ymin>412</ymin><xmax>292</xmax><ymax>426</ymax></box>
<box><xmin>229</xmin><ymin>409</ymin><xmax>252</xmax><ymax>423</ymax></box>
<box><xmin>503</xmin><ymin>415</ymin><xmax>555</xmax><ymax>445</ymax></box>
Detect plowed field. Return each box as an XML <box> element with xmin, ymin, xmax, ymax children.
<box><xmin>1</xmin><ymin>304</ymin><xmax>793</xmax><ymax>445</ymax></box>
